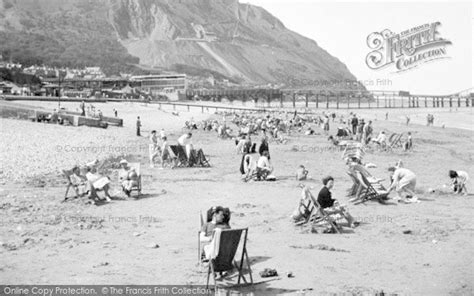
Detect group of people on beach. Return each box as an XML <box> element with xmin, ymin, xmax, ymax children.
<box><xmin>69</xmin><ymin>158</ymin><xmax>140</xmax><ymax>204</ymax></box>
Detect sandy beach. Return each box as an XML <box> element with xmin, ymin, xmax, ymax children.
<box><xmin>1</xmin><ymin>101</ymin><xmax>473</xmax><ymax>295</ymax></box>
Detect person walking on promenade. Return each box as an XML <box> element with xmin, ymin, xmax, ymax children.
<box><xmin>136</xmin><ymin>116</ymin><xmax>142</xmax><ymax>136</ymax></box>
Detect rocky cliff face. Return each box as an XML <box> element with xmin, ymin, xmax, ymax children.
<box><xmin>0</xmin><ymin>0</ymin><xmax>357</xmax><ymax>86</ymax></box>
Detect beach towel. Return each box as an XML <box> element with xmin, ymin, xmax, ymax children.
<box><xmin>205</xmin><ymin>228</ymin><xmax>222</xmax><ymax>260</ymax></box>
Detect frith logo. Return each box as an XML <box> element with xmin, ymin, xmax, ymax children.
<box><xmin>366</xmin><ymin>22</ymin><xmax>452</xmax><ymax>72</ymax></box>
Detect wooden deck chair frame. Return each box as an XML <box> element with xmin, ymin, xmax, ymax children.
<box><xmin>302</xmin><ymin>186</ymin><xmax>341</xmax><ymax>234</ymax></box>
<box><xmin>355</xmin><ymin>172</ymin><xmax>389</xmax><ymax>204</ymax></box>
<box><xmin>294</xmin><ymin>196</ymin><xmax>315</xmax><ymax>226</ymax></box>
<box><xmin>346</xmin><ymin>170</ymin><xmax>367</xmax><ymax>200</ymax></box>
<box><xmin>62</xmin><ymin>169</ymin><xmax>87</xmax><ymax>202</ymax></box>
<box><xmin>206</xmin><ymin>228</ymin><xmax>253</xmax><ymax>291</ymax></box>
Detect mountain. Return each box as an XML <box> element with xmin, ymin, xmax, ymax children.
<box><xmin>0</xmin><ymin>0</ymin><xmax>358</xmax><ymax>86</ymax></box>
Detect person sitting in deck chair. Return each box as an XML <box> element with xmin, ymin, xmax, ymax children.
<box><xmin>449</xmin><ymin>170</ymin><xmax>469</xmax><ymax>195</ymax></box>
<box><xmin>317</xmin><ymin>176</ymin><xmax>356</xmax><ymax>228</ymax></box>
<box><xmin>178</xmin><ymin>132</ymin><xmax>193</xmax><ymax>161</ymax></box>
<box><xmin>372</xmin><ymin>131</ymin><xmax>388</xmax><ymax>148</ymax></box>
<box><xmin>84</xmin><ymin>166</ymin><xmax>112</xmax><ymax>202</ymax></box>
<box><xmin>119</xmin><ymin>159</ymin><xmax>139</xmax><ymax>197</ymax></box>
<box><xmin>160</xmin><ymin>137</ymin><xmax>177</xmax><ymax>169</ymax></box>
<box><xmin>200</xmin><ymin>206</ymin><xmax>231</xmax><ymax>260</ymax></box>
<box><xmin>387</xmin><ymin>166</ymin><xmax>418</xmax><ymax>203</ymax></box>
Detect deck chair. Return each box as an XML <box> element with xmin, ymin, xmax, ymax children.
<box><xmin>342</xmin><ymin>143</ymin><xmax>365</xmax><ymax>163</ymax></box>
<box><xmin>189</xmin><ymin>148</ymin><xmax>211</xmax><ymax>167</ymax></box>
<box><xmin>206</xmin><ymin>228</ymin><xmax>253</xmax><ymax>290</ymax></box>
<box><xmin>129</xmin><ymin>162</ymin><xmax>142</xmax><ymax>195</ymax></box>
<box><xmin>62</xmin><ymin>169</ymin><xmax>87</xmax><ymax>201</ymax></box>
<box><xmin>293</xmin><ymin>198</ymin><xmax>315</xmax><ymax>226</ymax></box>
<box><xmin>350</xmin><ymin>166</ymin><xmax>388</xmax><ymax>204</ymax></box>
<box><xmin>198</xmin><ymin>208</ymin><xmax>231</xmax><ymax>263</ymax></box>
<box><xmin>389</xmin><ymin>133</ymin><xmax>404</xmax><ymax>149</ymax></box>
<box><xmin>169</xmin><ymin>145</ymin><xmax>189</xmax><ymax>167</ymax></box>
<box><xmin>301</xmin><ymin>186</ymin><xmax>341</xmax><ymax>233</ymax></box>
<box><xmin>357</xmin><ymin>173</ymin><xmax>389</xmax><ymax>204</ymax></box>
<box><xmin>346</xmin><ymin>170</ymin><xmax>367</xmax><ymax>200</ymax></box>
<box><xmin>120</xmin><ymin>163</ymin><xmax>142</xmax><ymax>196</ymax></box>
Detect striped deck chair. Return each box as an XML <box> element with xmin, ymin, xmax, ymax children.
<box><xmin>389</xmin><ymin>133</ymin><xmax>404</xmax><ymax>149</ymax></box>
<box><xmin>351</xmin><ymin>165</ymin><xmax>388</xmax><ymax>204</ymax></box>
<box><xmin>346</xmin><ymin>170</ymin><xmax>368</xmax><ymax>203</ymax></box>
<box><xmin>342</xmin><ymin>142</ymin><xmax>365</xmax><ymax>163</ymax></box>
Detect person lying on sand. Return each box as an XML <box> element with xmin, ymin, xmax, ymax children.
<box><xmin>317</xmin><ymin>176</ymin><xmax>356</xmax><ymax>228</ymax></box>
<box><xmin>449</xmin><ymin>170</ymin><xmax>469</xmax><ymax>195</ymax></box>
<box><xmin>387</xmin><ymin>166</ymin><xmax>418</xmax><ymax>203</ymax></box>
<box><xmin>119</xmin><ymin>159</ymin><xmax>139</xmax><ymax>197</ymax></box>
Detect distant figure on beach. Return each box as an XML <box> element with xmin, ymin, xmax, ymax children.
<box><xmin>97</xmin><ymin>109</ymin><xmax>103</xmax><ymax>121</ymax></box>
<box><xmin>449</xmin><ymin>170</ymin><xmax>469</xmax><ymax>195</ymax></box>
<box><xmin>136</xmin><ymin>116</ymin><xmax>141</xmax><ymax>136</ymax></box>
<box><xmin>160</xmin><ymin>128</ymin><xmax>166</xmax><ymax>140</ymax></box>
<box><xmin>351</xmin><ymin>114</ymin><xmax>358</xmax><ymax>135</ymax></box>
<box><xmin>385</xmin><ymin>112</ymin><xmax>388</xmax><ymax>120</ymax></box>
<box><xmin>405</xmin><ymin>115</ymin><xmax>410</xmax><ymax>125</ymax></box>
<box><xmin>296</xmin><ymin>165</ymin><xmax>308</xmax><ymax>181</ymax></box>
<box><xmin>403</xmin><ymin>132</ymin><xmax>413</xmax><ymax>151</ymax></box>
<box><xmin>80</xmin><ymin>101</ymin><xmax>85</xmax><ymax>116</ymax></box>
<box><xmin>114</xmin><ymin>108</ymin><xmax>118</xmax><ymax>117</ymax></box>
<box><xmin>149</xmin><ymin>130</ymin><xmax>159</xmax><ymax>168</ymax></box>
<box><xmin>362</xmin><ymin>120</ymin><xmax>373</xmax><ymax>144</ymax></box>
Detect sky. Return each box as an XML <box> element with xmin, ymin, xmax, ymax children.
<box><xmin>244</xmin><ymin>0</ymin><xmax>473</xmax><ymax>95</ymax></box>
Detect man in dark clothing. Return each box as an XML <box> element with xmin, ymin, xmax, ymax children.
<box><xmin>136</xmin><ymin>116</ymin><xmax>142</xmax><ymax>136</ymax></box>
<box><xmin>351</xmin><ymin>115</ymin><xmax>358</xmax><ymax>135</ymax></box>
<box><xmin>317</xmin><ymin>176</ymin><xmax>356</xmax><ymax>227</ymax></box>
<box><xmin>80</xmin><ymin>101</ymin><xmax>86</xmax><ymax>116</ymax></box>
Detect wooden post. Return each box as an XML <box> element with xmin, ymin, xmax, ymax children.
<box><xmin>280</xmin><ymin>92</ymin><xmax>283</xmax><ymax>108</ymax></box>
<box><xmin>416</xmin><ymin>97</ymin><xmax>419</xmax><ymax>108</ymax></box>
<box><xmin>336</xmin><ymin>95</ymin><xmax>339</xmax><ymax>109</ymax></box>
<box><xmin>292</xmin><ymin>92</ymin><xmax>296</xmax><ymax>108</ymax></box>
<box><xmin>202</xmin><ymin>106</ymin><xmax>204</xmax><ymax>113</ymax></box>
<box><xmin>316</xmin><ymin>94</ymin><xmax>319</xmax><ymax>108</ymax></box>
<box><xmin>377</xmin><ymin>95</ymin><xmax>379</xmax><ymax>108</ymax></box>
<box><xmin>425</xmin><ymin>97</ymin><xmax>427</xmax><ymax>107</ymax></box>
<box><xmin>358</xmin><ymin>96</ymin><xmax>361</xmax><ymax>109</ymax></box>
<box><xmin>326</xmin><ymin>95</ymin><xmax>329</xmax><ymax>109</ymax></box>
<box><xmin>347</xmin><ymin>94</ymin><xmax>350</xmax><ymax>109</ymax></box>
<box><xmin>305</xmin><ymin>94</ymin><xmax>308</xmax><ymax>108</ymax></box>
<box><xmin>458</xmin><ymin>97</ymin><xmax>461</xmax><ymax>107</ymax></box>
